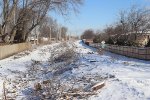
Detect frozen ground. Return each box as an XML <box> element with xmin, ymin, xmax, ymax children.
<box><xmin>0</xmin><ymin>40</ymin><xmax>150</xmax><ymax>100</ymax></box>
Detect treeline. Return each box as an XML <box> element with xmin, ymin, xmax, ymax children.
<box><xmin>0</xmin><ymin>0</ymin><xmax>83</xmax><ymax>43</ymax></box>
<box><xmin>81</xmin><ymin>6</ymin><xmax>150</xmax><ymax>47</ymax></box>
<box><xmin>38</xmin><ymin>17</ymin><xmax>68</xmax><ymax>40</ymax></box>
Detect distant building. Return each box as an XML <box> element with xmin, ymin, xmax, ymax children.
<box><xmin>110</xmin><ymin>31</ymin><xmax>150</xmax><ymax>47</ymax></box>
<box><xmin>83</xmin><ymin>39</ymin><xmax>93</xmax><ymax>45</ymax></box>
<box><xmin>28</xmin><ymin>36</ymin><xmax>38</xmax><ymax>44</ymax></box>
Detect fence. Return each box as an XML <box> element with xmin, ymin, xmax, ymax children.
<box><xmin>89</xmin><ymin>43</ymin><xmax>150</xmax><ymax>60</ymax></box>
<box><xmin>0</xmin><ymin>43</ymin><xmax>31</xmax><ymax>60</ymax></box>
<box><xmin>89</xmin><ymin>43</ymin><xmax>101</xmax><ymax>48</ymax></box>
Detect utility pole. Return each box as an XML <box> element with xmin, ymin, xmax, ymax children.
<box><xmin>34</xmin><ymin>27</ymin><xmax>36</xmax><ymax>44</ymax></box>
<box><xmin>56</xmin><ymin>27</ymin><xmax>58</xmax><ymax>43</ymax></box>
<box><xmin>59</xmin><ymin>25</ymin><xmax>61</xmax><ymax>42</ymax></box>
<box><xmin>36</xmin><ymin>27</ymin><xmax>39</xmax><ymax>44</ymax></box>
<box><xmin>69</xmin><ymin>32</ymin><xmax>71</xmax><ymax>41</ymax></box>
<box><xmin>49</xmin><ymin>26</ymin><xmax>51</xmax><ymax>43</ymax></box>
<box><xmin>68</xmin><ymin>32</ymin><xmax>70</xmax><ymax>41</ymax></box>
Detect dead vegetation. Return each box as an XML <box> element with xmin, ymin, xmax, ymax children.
<box><xmin>20</xmin><ymin>42</ymin><xmax>101</xmax><ymax>100</ymax></box>
<box><xmin>32</xmin><ymin>76</ymin><xmax>106</xmax><ymax>100</ymax></box>
<box><xmin>1</xmin><ymin>42</ymin><xmax>115</xmax><ymax>100</ymax></box>
<box><xmin>50</xmin><ymin>42</ymin><xmax>78</xmax><ymax>63</ymax></box>
<box><xmin>24</xmin><ymin>42</ymin><xmax>116</xmax><ymax>100</ymax></box>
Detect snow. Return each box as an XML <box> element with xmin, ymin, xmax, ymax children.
<box><xmin>0</xmin><ymin>40</ymin><xmax>150</xmax><ymax>100</ymax></box>
<box><xmin>42</xmin><ymin>37</ymin><xmax>49</xmax><ymax>41</ymax></box>
<box><xmin>74</xmin><ymin>40</ymin><xmax>150</xmax><ymax>100</ymax></box>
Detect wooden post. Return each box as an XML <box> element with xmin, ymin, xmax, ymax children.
<box><xmin>3</xmin><ymin>81</ymin><xmax>7</xmax><ymax>100</ymax></box>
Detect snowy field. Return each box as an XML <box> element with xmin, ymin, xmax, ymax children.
<box><xmin>0</xmin><ymin>40</ymin><xmax>150</xmax><ymax>100</ymax></box>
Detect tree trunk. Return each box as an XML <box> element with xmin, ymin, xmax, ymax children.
<box><xmin>10</xmin><ymin>28</ymin><xmax>17</xmax><ymax>43</ymax></box>
<box><xmin>0</xmin><ymin>25</ymin><xmax>3</xmax><ymax>35</ymax></box>
<box><xmin>25</xmin><ymin>32</ymin><xmax>29</xmax><ymax>42</ymax></box>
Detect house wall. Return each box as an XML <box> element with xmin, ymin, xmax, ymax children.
<box><xmin>111</xmin><ymin>33</ymin><xmax>150</xmax><ymax>46</ymax></box>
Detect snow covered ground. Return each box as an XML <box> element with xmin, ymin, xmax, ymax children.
<box><xmin>75</xmin><ymin>41</ymin><xmax>150</xmax><ymax>100</ymax></box>
<box><xmin>0</xmin><ymin>40</ymin><xmax>150</xmax><ymax>100</ymax></box>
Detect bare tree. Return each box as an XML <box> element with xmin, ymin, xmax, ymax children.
<box><xmin>0</xmin><ymin>0</ymin><xmax>18</xmax><ymax>43</ymax></box>
<box><xmin>61</xmin><ymin>26</ymin><xmax>68</xmax><ymax>40</ymax></box>
<box><xmin>39</xmin><ymin>17</ymin><xmax>57</xmax><ymax>38</ymax></box>
<box><xmin>81</xmin><ymin>29</ymin><xmax>95</xmax><ymax>39</ymax></box>
<box><xmin>119</xmin><ymin>10</ymin><xmax>129</xmax><ymax>34</ymax></box>
<box><xmin>105</xmin><ymin>6</ymin><xmax>150</xmax><ymax>45</ymax></box>
<box><xmin>0</xmin><ymin>0</ymin><xmax>84</xmax><ymax>43</ymax></box>
<box><xmin>39</xmin><ymin>17</ymin><xmax>68</xmax><ymax>41</ymax></box>
<box><xmin>127</xmin><ymin>6</ymin><xmax>150</xmax><ymax>33</ymax></box>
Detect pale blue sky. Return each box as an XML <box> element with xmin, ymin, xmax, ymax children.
<box><xmin>51</xmin><ymin>0</ymin><xmax>150</xmax><ymax>36</ymax></box>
